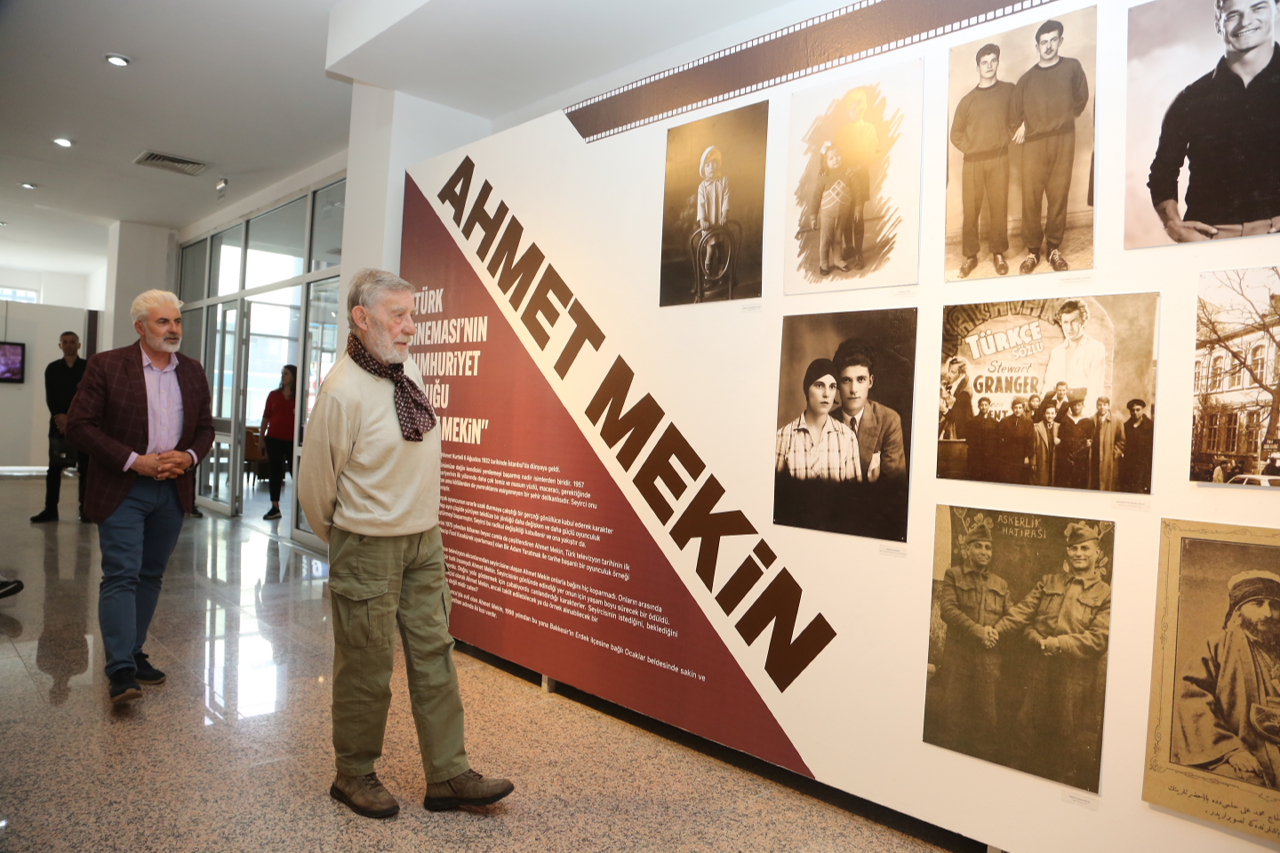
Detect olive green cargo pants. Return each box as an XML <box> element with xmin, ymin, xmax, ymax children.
<box><xmin>328</xmin><ymin>526</ymin><xmax>469</xmax><ymax>782</ymax></box>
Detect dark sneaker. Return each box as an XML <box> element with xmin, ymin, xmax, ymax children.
<box><xmin>0</xmin><ymin>578</ymin><xmax>22</xmax><ymax>600</ymax></box>
<box><xmin>109</xmin><ymin>669</ymin><xmax>142</xmax><ymax>705</ymax></box>
<box><xmin>263</xmin><ymin>507</ymin><xmax>282</xmax><ymax>521</ymax></box>
<box><xmin>1019</xmin><ymin>252</ymin><xmax>1040</xmax><ymax>275</ymax></box>
<box><xmin>852</xmin><ymin>249</ymin><xmax>865</xmax><ymax>270</ymax></box>
<box><xmin>993</xmin><ymin>253</ymin><xmax>1009</xmax><ymax>276</ymax></box>
<box><xmin>423</xmin><ymin>769</ymin><xmax>514</xmax><ymax>811</ymax></box>
<box><xmin>330</xmin><ymin>772</ymin><xmax>400</xmax><ymax>818</ymax></box>
<box><xmin>958</xmin><ymin>256</ymin><xmax>979</xmax><ymax>278</ymax></box>
<box><xmin>30</xmin><ymin>509</ymin><xmax>58</xmax><ymax>523</ymax></box>
<box><xmin>1048</xmin><ymin>248</ymin><xmax>1069</xmax><ymax>271</ymax></box>
<box><xmin>134</xmin><ymin>652</ymin><xmax>166</xmax><ymax>685</ymax></box>
<box><xmin>185</xmin><ymin>509</ymin><xmax>204</xmax><ymax>519</ymax></box>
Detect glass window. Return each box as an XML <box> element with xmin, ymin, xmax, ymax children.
<box><xmin>211</xmin><ymin>225</ymin><xmax>244</xmax><ymax>296</ymax></box>
<box><xmin>300</xmin><ymin>277</ymin><xmax>341</xmax><ymax>439</ymax></box>
<box><xmin>1252</xmin><ymin>345</ymin><xmax>1266</xmax><ymax>385</ymax></box>
<box><xmin>246</xmin><ymin>286</ymin><xmax>302</xmax><ymax>428</ymax></box>
<box><xmin>246</xmin><ymin>197</ymin><xmax>306</xmax><ymax>289</ymax></box>
<box><xmin>180</xmin><ymin>240</ymin><xmax>208</xmax><ymax>303</ymax></box>
<box><xmin>179</xmin><ymin>308</ymin><xmax>203</xmax><ymax>362</ymax></box>
<box><xmin>311</xmin><ymin>180</ymin><xmax>345</xmax><ymax>272</ymax></box>
<box><xmin>1212</xmin><ymin>357</ymin><xmax>1224</xmax><ymax>390</ymax></box>
<box><xmin>0</xmin><ymin>287</ymin><xmax>38</xmax><ymax>303</ymax></box>
<box><xmin>204</xmin><ymin>302</ymin><xmax>239</xmax><ymax>419</ymax></box>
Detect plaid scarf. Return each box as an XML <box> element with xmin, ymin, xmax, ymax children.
<box><xmin>346</xmin><ymin>333</ymin><xmax>436</xmax><ymax>441</ymax></box>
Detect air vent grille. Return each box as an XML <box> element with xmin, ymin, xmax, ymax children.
<box><xmin>132</xmin><ymin>151</ymin><xmax>209</xmax><ymax>177</ymax></box>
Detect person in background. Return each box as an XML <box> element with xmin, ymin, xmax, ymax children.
<box><xmin>259</xmin><ymin>364</ymin><xmax>297</xmax><ymax>521</ymax></box>
<box><xmin>31</xmin><ymin>331</ymin><xmax>89</xmax><ymax>523</ymax></box>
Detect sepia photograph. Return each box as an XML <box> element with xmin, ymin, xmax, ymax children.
<box><xmin>784</xmin><ymin>60</ymin><xmax>922</xmax><ymax>294</ymax></box>
<box><xmin>1127</xmin><ymin>0</ymin><xmax>1280</xmax><ymax>249</ymax></box>
<box><xmin>925</xmin><ymin>505</ymin><xmax>1114</xmax><ymax>792</ymax></box>
<box><xmin>659</xmin><ymin>101</ymin><xmax>768</xmax><ymax>306</ymax></box>
<box><xmin>1144</xmin><ymin>519</ymin><xmax>1280</xmax><ymax>845</ymax></box>
<box><xmin>774</xmin><ymin>307</ymin><xmax>916</xmax><ymax>542</ymax></box>
<box><xmin>1192</xmin><ymin>266</ymin><xmax>1280</xmax><ymax>484</ymax></box>
<box><xmin>938</xmin><ymin>292</ymin><xmax>1158</xmax><ymax>493</ymax></box>
<box><xmin>943</xmin><ymin>8</ymin><xmax>1096</xmax><ymax>281</ymax></box>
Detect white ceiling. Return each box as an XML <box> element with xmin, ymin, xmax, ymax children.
<box><xmin>0</xmin><ymin>0</ymin><xmax>805</xmax><ymax>279</ymax></box>
<box><xmin>0</xmin><ymin>0</ymin><xmax>354</xmax><ymax>276</ymax></box>
<box><xmin>326</xmin><ymin>0</ymin><xmax>799</xmax><ymax>119</ymax></box>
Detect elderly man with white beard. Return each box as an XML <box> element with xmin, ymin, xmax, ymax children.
<box><xmin>299</xmin><ymin>268</ymin><xmax>513</xmax><ymax>819</ymax></box>
<box><xmin>1175</xmin><ymin>570</ymin><xmax>1280</xmax><ymax>788</ymax></box>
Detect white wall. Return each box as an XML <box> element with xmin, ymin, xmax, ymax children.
<box><xmin>339</xmin><ymin>84</ymin><xmax>490</xmax><ymax>343</ymax></box>
<box><xmin>85</xmin><ymin>266</ymin><xmax>106</xmax><ymax>311</ymax></box>
<box><xmin>0</xmin><ymin>302</ymin><xmax>87</xmax><ymax>466</ymax></box>
<box><xmin>0</xmin><ymin>267</ymin><xmax>96</xmax><ymax>309</ymax></box>
<box><xmin>105</xmin><ymin>222</ymin><xmax>176</xmax><ymax>350</ymax></box>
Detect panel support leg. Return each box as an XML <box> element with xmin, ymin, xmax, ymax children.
<box><xmin>541</xmin><ymin>674</ymin><xmax>557</xmax><ymax>694</ymax></box>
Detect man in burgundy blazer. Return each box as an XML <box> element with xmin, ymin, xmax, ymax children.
<box><xmin>66</xmin><ymin>290</ymin><xmax>213</xmax><ymax>704</ymax></box>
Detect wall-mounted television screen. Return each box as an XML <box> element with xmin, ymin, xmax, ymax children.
<box><xmin>0</xmin><ymin>342</ymin><xmax>25</xmax><ymax>383</ymax></box>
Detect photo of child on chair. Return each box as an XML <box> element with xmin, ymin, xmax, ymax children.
<box><xmin>659</xmin><ymin>101</ymin><xmax>768</xmax><ymax>306</ymax></box>
<box><xmin>785</xmin><ymin>60</ymin><xmax>923</xmax><ymax>294</ymax></box>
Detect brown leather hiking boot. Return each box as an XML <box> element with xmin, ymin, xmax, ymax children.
<box><xmin>423</xmin><ymin>769</ymin><xmax>514</xmax><ymax>811</ymax></box>
<box><xmin>330</xmin><ymin>771</ymin><xmax>400</xmax><ymax>818</ymax></box>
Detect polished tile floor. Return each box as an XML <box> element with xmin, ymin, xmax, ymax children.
<box><xmin>0</xmin><ymin>476</ymin><xmax>980</xmax><ymax>853</ymax></box>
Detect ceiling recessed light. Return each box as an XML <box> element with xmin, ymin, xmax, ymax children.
<box><xmin>19</xmin><ymin>183</ymin><xmax>36</xmax><ymax>190</ymax></box>
<box><xmin>0</xmin><ymin>222</ymin><xmax>8</xmax><ymax>227</ymax></box>
<box><xmin>105</xmin><ymin>53</ymin><xmax>130</xmax><ymax>67</ymax></box>
<box><xmin>53</xmin><ymin>138</ymin><xmax>73</xmax><ymax>148</ymax></box>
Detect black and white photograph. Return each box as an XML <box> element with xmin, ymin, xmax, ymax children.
<box><xmin>1191</xmin><ymin>266</ymin><xmax>1280</xmax><ymax>483</ymax></box>
<box><xmin>774</xmin><ymin>307</ymin><xmax>916</xmax><ymax>542</ymax></box>
<box><xmin>659</xmin><ymin>101</ymin><xmax>768</xmax><ymax>306</ymax></box>
<box><xmin>938</xmin><ymin>292</ymin><xmax>1158</xmax><ymax>493</ymax></box>
<box><xmin>1127</xmin><ymin>0</ymin><xmax>1280</xmax><ymax>249</ymax></box>
<box><xmin>943</xmin><ymin>8</ymin><xmax>1096</xmax><ymax>281</ymax></box>
<box><xmin>784</xmin><ymin>60</ymin><xmax>922</xmax><ymax>294</ymax></box>
<box><xmin>1144</xmin><ymin>520</ymin><xmax>1280</xmax><ymax>845</ymax></box>
<box><xmin>925</xmin><ymin>505</ymin><xmax>1114</xmax><ymax>793</ymax></box>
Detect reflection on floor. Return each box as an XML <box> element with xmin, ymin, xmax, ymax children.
<box><xmin>0</xmin><ymin>477</ymin><xmax>980</xmax><ymax>853</ymax></box>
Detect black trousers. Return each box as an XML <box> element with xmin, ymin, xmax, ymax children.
<box><xmin>45</xmin><ymin>445</ymin><xmax>89</xmax><ymax>512</ymax></box>
<box><xmin>264</xmin><ymin>437</ymin><xmax>293</xmax><ymax>503</ymax></box>
<box><xmin>961</xmin><ymin>154</ymin><xmax>1009</xmax><ymax>257</ymax></box>
<box><xmin>1020</xmin><ymin>130</ymin><xmax>1074</xmax><ymax>254</ymax></box>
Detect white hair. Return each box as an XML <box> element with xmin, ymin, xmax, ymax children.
<box><xmin>131</xmin><ymin>290</ymin><xmax>183</xmax><ymax>324</ymax></box>
<box><xmin>347</xmin><ymin>268</ymin><xmax>413</xmax><ymax>324</ymax></box>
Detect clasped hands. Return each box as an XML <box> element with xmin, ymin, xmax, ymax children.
<box><xmin>132</xmin><ymin>451</ymin><xmax>192</xmax><ymax>480</ymax></box>
<box><xmin>971</xmin><ymin>624</ymin><xmax>999</xmax><ymax>649</ymax></box>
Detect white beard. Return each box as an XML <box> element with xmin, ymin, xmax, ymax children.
<box><xmin>363</xmin><ymin>319</ymin><xmax>408</xmax><ymax>364</ymax></box>
<box><xmin>145</xmin><ymin>331</ymin><xmax>181</xmax><ymax>354</ymax></box>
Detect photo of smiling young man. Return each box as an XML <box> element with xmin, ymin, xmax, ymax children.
<box><xmin>774</xmin><ymin>308</ymin><xmax>916</xmax><ymax>542</ymax></box>
<box><xmin>1127</xmin><ymin>0</ymin><xmax>1280</xmax><ymax>247</ymax></box>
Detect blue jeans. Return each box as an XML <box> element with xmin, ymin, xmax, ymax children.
<box><xmin>97</xmin><ymin>478</ymin><xmax>184</xmax><ymax>676</ymax></box>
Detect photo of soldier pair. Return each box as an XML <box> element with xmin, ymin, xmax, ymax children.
<box><xmin>658</xmin><ymin>101</ymin><xmax>768</xmax><ymax>306</ymax></box>
<box><xmin>925</xmin><ymin>506</ymin><xmax>1113</xmax><ymax>793</ymax></box>
<box><xmin>1144</xmin><ymin>520</ymin><xmax>1280</xmax><ymax>846</ymax></box>
<box><xmin>773</xmin><ymin>307</ymin><xmax>916</xmax><ymax>543</ymax></box>
<box><xmin>944</xmin><ymin>9</ymin><xmax>1097</xmax><ymax>282</ymax></box>
<box><xmin>938</xmin><ymin>293</ymin><xmax>1158</xmax><ymax>495</ymax></box>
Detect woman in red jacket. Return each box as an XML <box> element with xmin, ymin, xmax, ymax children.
<box><xmin>259</xmin><ymin>365</ymin><xmax>296</xmax><ymax>521</ymax></box>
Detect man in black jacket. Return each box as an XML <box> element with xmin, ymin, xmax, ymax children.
<box><xmin>31</xmin><ymin>331</ymin><xmax>89</xmax><ymax>523</ymax></box>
